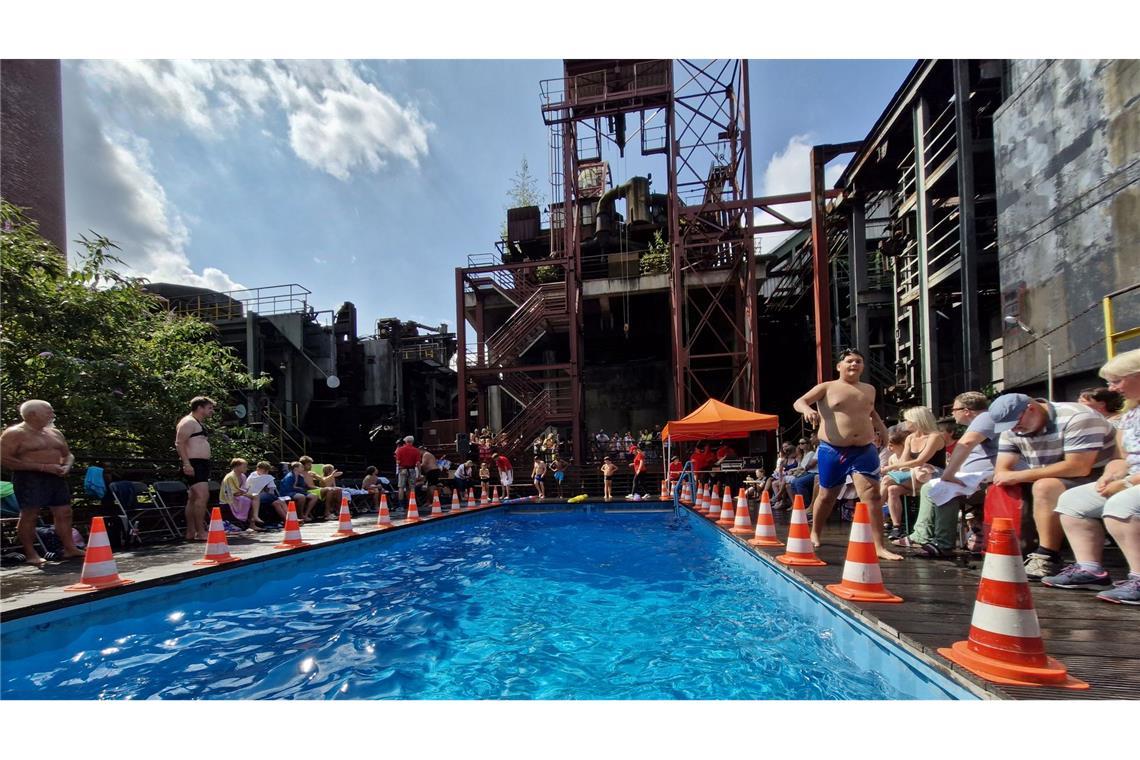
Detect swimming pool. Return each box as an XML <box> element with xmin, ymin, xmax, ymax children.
<box><xmin>0</xmin><ymin>506</ymin><xmax>977</xmax><ymax>699</ymax></box>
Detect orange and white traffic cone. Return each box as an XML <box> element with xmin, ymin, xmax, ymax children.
<box><xmin>680</xmin><ymin>480</ymin><xmax>692</xmax><ymax>506</ymax></box>
<box><xmin>405</xmin><ymin>491</ymin><xmax>421</xmax><ymax>522</ymax></box>
<box><xmin>193</xmin><ymin>507</ymin><xmax>242</xmax><ymax>565</ymax></box>
<box><xmin>938</xmin><ymin>517</ymin><xmax>1088</xmax><ymax>689</ymax></box>
<box><xmin>748</xmin><ymin>491</ymin><xmax>782</xmax><ymax>547</ymax></box>
<box><xmin>65</xmin><ymin>517</ymin><xmax>136</xmax><ymax>591</ymax></box>
<box><xmin>693</xmin><ymin>483</ymin><xmax>704</xmax><ymax>513</ymax></box>
<box><xmin>705</xmin><ymin>484</ymin><xmax>720</xmax><ymax>519</ymax></box>
<box><xmin>468</xmin><ymin>488</ymin><xmax>477</xmax><ymax>510</ymax></box>
<box><xmin>451</xmin><ymin>489</ymin><xmax>461</xmax><ymax>513</ymax></box>
<box><xmin>717</xmin><ymin>486</ymin><xmax>736</xmax><ymax>527</ymax></box>
<box><xmin>430</xmin><ymin>491</ymin><xmax>443</xmax><ymax>518</ymax></box>
<box><xmin>776</xmin><ymin>495</ymin><xmax>826</xmax><ymax>566</ymax></box>
<box><xmin>491</xmin><ymin>486</ymin><xmax>501</xmax><ymax>506</ymax></box>
<box><xmin>335</xmin><ymin>499</ymin><xmax>357</xmax><ymax>536</ymax></box>
<box><xmin>826</xmin><ymin>502</ymin><xmax>901</xmax><ymax>603</ymax></box>
<box><xmin>660</xmin><ymin>480</ymin><xmax>669</xmax><ymax>501</ymax></box>
<box><xmin>730</xmin><ymin>491</ymin><xmax>753</xmax><ymax>536</ymax></box>
<box><xmin>376</xmin><ymin>493</ymin><xmax>392</xmax><ymax>529</ymax></box>
<box><xmin>480</xmin><ymin>485</ymin><xmax>490</xmax><ymax>507</ymax></box>
<box><xmin>274</xmin><ymin>501</ymin><xmax>310</xmax><ymax>549</ymax></box>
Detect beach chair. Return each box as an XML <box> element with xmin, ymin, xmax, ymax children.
<box><xmin>110</xmin><ymin>481</ymin><xmax>180</xmax><ymax>542</ymax></box>
<box><xmin>0</xmin><ymin>484</ymin><xmax>52</xmax><ymax>558</ymax></box>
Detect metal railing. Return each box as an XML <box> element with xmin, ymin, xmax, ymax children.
<box><xmin>1104</xmin><ymin>282</ymin><xmax>1140</xmax><ymax>358</ymax></box>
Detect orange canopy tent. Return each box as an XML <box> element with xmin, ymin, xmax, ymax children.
<box><xmin>661</xmin><ymin>398</ymin><xmax>779</xmax><ymax>442</ymax></box>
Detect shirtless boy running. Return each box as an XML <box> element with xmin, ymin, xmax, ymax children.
<box><xmin>792</xmin><ymin>349</ymin><xmax>902</xmax><ymax>561</ymax></box>
<box><xmin>0</xmin><ymin>400</ymin><xmax>86</xmax><ymax>566</ymax></box>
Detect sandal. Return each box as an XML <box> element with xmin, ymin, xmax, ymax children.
<box><xmin>891</xmin><ymin>536</ymin><xmax>913</xmax><ymax>548</ymax></box>
<box><xmin>913</xmin><ymin>542</ymin><xmax>948</xmax><ymax>559</ymax></box>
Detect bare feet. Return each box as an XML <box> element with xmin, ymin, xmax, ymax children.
<box><xmin>877</xmin><ymin>547</ymin><xmax>904</xmax><ymax>561</ymax></box>
<box><xmin>25</xmin><ymin>554</ymin><xmax>47</xmax><ymax>567</ymax></box>
<box><xmin>62</xmin><ymin>548</ymin><xmax>86</xmax><ymax>559</ymax></box>
<box><xmin>810</xmin><ymin>531</ymin><xmax>822</xmax><ymax>548</ymax></box>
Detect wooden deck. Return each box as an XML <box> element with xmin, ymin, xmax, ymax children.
<box><xmin>723</xmin><ymin>506</ymin><xmax>1140</xmax><ymax>700</ymax></box>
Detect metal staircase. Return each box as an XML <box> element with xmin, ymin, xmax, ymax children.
<box><xmin>486</xmin><ymin>283</ymin><xmax>569</xmax><ymax>366</ymax></box>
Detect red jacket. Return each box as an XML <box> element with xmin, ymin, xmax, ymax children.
<box><xmin>395</xmin><ymin>443</ymin><xmax>421</xmax><ymax>468</ymax></box>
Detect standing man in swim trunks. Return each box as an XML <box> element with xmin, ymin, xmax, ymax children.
<box><xmin>0</xmin><ymin>400</ymin><xmax>86</xmax><ymax>566</ymax></box>
<box><xmin>793</xmin><ymin>349</ymin><xmax>902</xmax><ymax>561</ymax></box>
<box><xmin>175</xmin><ymin>396</ymin><xmax>215</xmax><ymax>541</ymax></box>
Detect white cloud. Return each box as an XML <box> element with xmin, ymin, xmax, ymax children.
<box><xmin>755</xmin><ymin>134</ymin><xmax>847</xmax><ymax>254</ymax></box>
<box><xmin>313</xmin><ymin>257</ymin><xmax>328</xmax><ymax>265</ymax></box>
<box><xmin>62</xmin><ymin>67</ymin><xmax>244</xmax><ymax>292</ymax></box>
<box><xmin>80</xmin><ymin>59</ymin><xmax>434</xmax><ymax>181</ymax></box>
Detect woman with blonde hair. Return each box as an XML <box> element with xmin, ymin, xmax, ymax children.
<box><xmin>1043</xmin><ymin>348</ymin><xmax>1140</xmax><ymax>604</ymax></box>
<box><xmin>883</xmin><ymin>406</ymin><xmax>948</xmax><ymax>542</ymax></box>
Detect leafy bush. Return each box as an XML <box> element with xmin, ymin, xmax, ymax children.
<box><xmin>0</xmin><ymin>201</ymin><xmax>270</xmax><ymax>462</ymax></box>
<box><xmin>639</xmin><ymin>231</ymin><xmax>671</xmax><ymax>275</ymax></box>
<box><xmin>536</xmin><ymin>264</ymin><xmax>564</xmax><ymax>283</ymax></box>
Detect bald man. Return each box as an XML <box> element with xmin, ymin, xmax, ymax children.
<box><xmin>0</xmin><ymin>400</ymin><xmax>85</xmax><ymax>566</ymax></box>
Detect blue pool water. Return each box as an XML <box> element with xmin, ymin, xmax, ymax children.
<box><xmin>1</xmin><ymin>509</ymin><xmax>961</xmax><ymax>699</ymax></box>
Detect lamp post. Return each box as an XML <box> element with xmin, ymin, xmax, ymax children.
<box><xmin>1005</xmin><ymin>316</ymin><xmax>1053</xmax><ymax>401</ymax></box>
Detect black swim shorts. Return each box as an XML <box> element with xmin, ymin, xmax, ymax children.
<box><xmin>424</xmin><ymin>468</ymin><xmax>442</xmax><ymax>486</ymax></box>
<box><xmin>186</xmin><ymin>458</ymin><xmax>211</xmax><ymax>485</ymax></box>
<box><xmin>11</xmin><ymin>470</ymin><xmax>71</xmax><ymax>510</ymax></box>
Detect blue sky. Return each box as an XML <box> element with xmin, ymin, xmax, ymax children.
<box><xmin>61</xmin><ymin>59</ymin><xmax>914</xmax><ymax>335</ymax></box>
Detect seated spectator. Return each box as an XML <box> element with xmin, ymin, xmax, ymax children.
<box><xmin>1078</xmin><ymin>387</ymin><xmax>1125</xmax><ymax>428</ymax></box>
<box><xmin>281</xmin><ymin>461</ymin><xmax>319</xmax><ymax>522</ymax></box>
<box><xmin>770</xmin><ymin>442</ymin><xmax>799</xmax><ymax>509</ymax></box>
<box><xmin>897</xmin><ymin>392</ymin><xmax>996</xmax><ymax>557</ymax></box>
<box><xmin>361</xmin><ymin>465</ymin><xmax>382</xmax><ymax>508</ymax></box>
<box><xmin>221</xmin><ymin>458</ymin><xmax>264</xmax><ymax>531</ymax></box>
<box><xmin>990</xmin><ymin>392</ymin><xmax>1117</xmax><ymax>580</ymax></box>
<box><xmin>881</xmin><ymin>406</ymin><xmax>946</xmax><ymax>541</ymax></box>
<box><xmin>744</xmin><ymin>466</ymin><xmax>770</xmax><ymax>503</ymax></box>
<box><xmin>668</xmin><ymin>454</ymin><xmax>683</xmax><ymax>485</ymax></box>
<box><xmin>299</xmin><ymin>455</ymin><xmax>342</xmax><ymax>520</ymax></box>
<box><xmin>1043</xmin><ymin>349</ymin><xmax>1140</xmax><ymax>603</ymax></box>
<box><xmin>249</xmin><ymin>460</ymin><xmax>289</xmax><ymax>523</ymax></box>
<box><xmin>790</xmin><ymin>437</ymin><xmax>819</xmax><ymax>503</ymax></box>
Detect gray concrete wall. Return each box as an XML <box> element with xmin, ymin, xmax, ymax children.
<box><xmin>994</xmin><ymin>59</ymin><xmax>1140</xmax><ymax>389</ymax></box>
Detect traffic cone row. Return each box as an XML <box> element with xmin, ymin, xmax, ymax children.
<box><xmin>335</xmin><ymin>498</ymin><xmax>357</xmax><ymax>536</ymax></box>
<box><xmin>717</xmin><ymin>486</ymin><xmax>735</xmax><ymax>527</ymax></box>
<box><xmin>729</xmin><ymin>491</ymin><xmax>753</xmax><ymax>536</ymax></box>
<box><xmin>748</xmin><ymin>491</ymin><xmax>782</xmax><ymax>547</ymax></box>
<box><xmin>376</xmin><ymin>493</ymin><xmax>392</xmax><ymax>528</ymax></box>
<box><xmin>194</xmin><ymin>507</ymin><xmax>242</xmax><ymax>565</ymax></box>
<box><xmin>405</xmin><ymin>491</ymin><xmax>421</xmax><ymax>522</ymax></box>
<box><xmin>938</xmin><ymin>517</ymin><xmax>1087</xmax><ymax>689</ymax></box>
<box><xmin>775</xmin><ymin>495</ymin><xmax>826</xmax><ymax>566</ymax></box>
<box><xmin>274</xmin><ymin>501</ymin><xmax>310</xmax><ymax>549</ymax></box>
<box><xmin>65</xmin><ymin>517</ymin><xmax>135</xmax><ymax>592</ymax></box>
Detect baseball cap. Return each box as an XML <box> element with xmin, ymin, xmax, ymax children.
<box><xmin>989</xmin><ymin>393</ymin><xmax>1033</xmax><ymax>433</ymax></box>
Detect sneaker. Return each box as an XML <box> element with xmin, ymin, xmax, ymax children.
<box><xmin>1023</xmin><ymin>552</ymin><xmax>1063</xmax><ymax>581</ymax></box>
<box><xmin>887</xmin><ymin>526</ymin><xmax>905</xmax><ymax>541</ymax></box>
<box><xmin>1040</xmin><ymin>564</ymin><xmax>1113</xmax><ymax>590</ymax></box>
<box><xmin>1096</xmin><ymin>577</ymin><xmax>1140</xmax><ymax>605</ymax></box>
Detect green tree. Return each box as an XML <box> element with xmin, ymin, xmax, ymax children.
<box><xmin>0</xmin><ymin>201</ymin><xmax>270</xmax><ymax>465</ymax></box>
<box><xmin>501</xmin><ymin>156</ymin><xmax>543</xmax><ymax>244</ymax></box>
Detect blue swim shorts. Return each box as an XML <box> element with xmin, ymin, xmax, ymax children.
<box><xmin>816</xmin><ymin>441</ymin><xmax>881</xmax><ymax>489</ymax></box>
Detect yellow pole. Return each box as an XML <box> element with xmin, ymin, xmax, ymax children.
<box><xmin>1103</xmin><ymin>295</ymin><xmax>1115</xmax><ymax>359</ymax></box>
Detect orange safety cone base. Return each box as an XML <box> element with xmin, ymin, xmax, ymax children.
<box><xmin>826</xmin><ymin>581</ymin><xmax>902</xmax><ymax>603</ymax></box>
<box><xmin>938</xmin><ymin>642</ymin><xmax>1089</xmax><ymax>690</ymax></box>
<box><xmin>716</xmin><ymin>518</ymin><xmax>734</xmax><ymax>527</ymax></box>
<box><xmin>65</xmin><ymin>577</ymin><xmax>136</xmax><ymax>592</ymax></box>
<box><xmin>729</xmin><ymin>526</ymin><xmax>753</xmax><ymax>536</ymax></box>
<box><xmin>748</xmin><ymin>536</ymin><xmax>783</xmax><ymax>547</ymax></box>
<box><xmin>193</xmin><ymin>555</ymin><xmax>242</xmax><ymax>566</ymax></box>
<box><xmin>273</xmin><ymin>539</ymin><xmax>311</xmax><ymax>549</ymax></box>
<box><xmin>775</xmin><ymin>553</ymin><xmax>827</xmax><ymax>567</ymax></box>
<box><xmin>335</xmin><ymin>528</ymin><xmax>358</xmax><ymax>536</ymax></box>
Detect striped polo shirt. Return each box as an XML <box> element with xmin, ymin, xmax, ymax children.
<box><xmin>997</xmin><ymin>400</ymin><xmax>1116</xmax><ymax>470</ymax></box>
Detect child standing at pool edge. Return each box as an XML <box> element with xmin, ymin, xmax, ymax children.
<box><xmin>601</xmin><ymin>456</ymin><xmax>618</xmax><ymax>500</ymax></box>
<box><xmin>532</xmin><ymin>456</ymin><xmax>547</xmax><ymax>499</ymax></box>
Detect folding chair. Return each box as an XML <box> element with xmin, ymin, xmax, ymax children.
<box><xmin>0</xmin><ymin>486</ymin><xmax>51</xmax><ymax>557</ymax></box>
<box><xmin>152</xmin><ymin>480</ymin><xmax>190</xmax><ymax>533</ymax></box>
<box><xmin>109</xmin><ymin>481</ymin><xmax>180</xmax><ymax>542</ymax></box>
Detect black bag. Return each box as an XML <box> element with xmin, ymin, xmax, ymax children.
<box><xmin>101</xmin><ymin>511</ymin><xmax>140</xmax><ymax>550</ymax></box>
